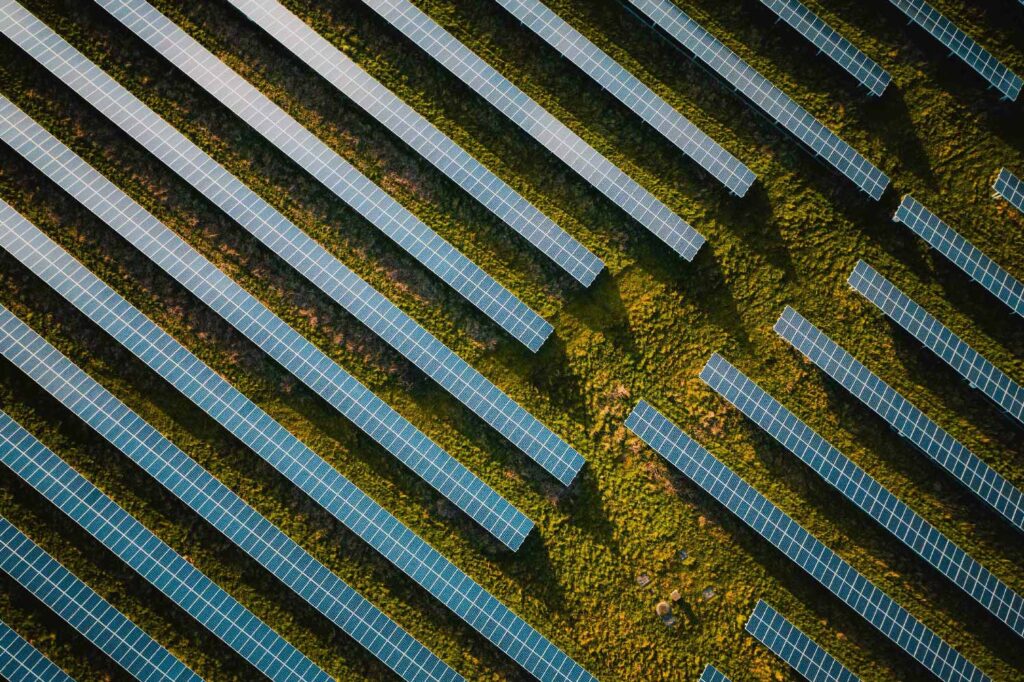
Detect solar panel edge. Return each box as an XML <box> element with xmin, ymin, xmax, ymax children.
<box><xmin>0</xmin><ymin>618</ymin><xmax>73</xmax><ymax>682</ymax></box>
<box><xmin>698</xmin><ymin>663</ymin><xmax>733</xmax><ymax>682</ymax></box>
<box><xmin>993</xmin><ymin>168</ymin><xmax>1024</xmax><ymax>215</ymax></box>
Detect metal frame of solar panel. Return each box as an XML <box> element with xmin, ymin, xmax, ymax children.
<box><xmin>993</xmin><ymin>168</ymin><xmax>1024</xmax><ymax>216</ymax></box>
<box><xmin>0</xmin><ymin>405</ymin><xmax>332</xmax><ymax>682</ymax></box>
<box><xmin>624</xmin><ymin>400</ymin><xmax>988</xmax><ymax>682</ymax></box>
<box><xmin>757</xmin><ymin>0</ymin><xmax>891</xmax><ymax>96</ymax></box>
<box><xmin>849</xmin><ymin>260</ymin><xmax>1024</xmax><ymax>427</ymax></box>
<box><xmin>745</xmin><ymin>600</ymin><xmax>859</xmax><ymax>682</ymax></box>
<box><xmin>0</xmin><ymin>517</ymin><xmax>201</xmax><ymax>682</ymax></box>
<box><xmin>494</xmin><ymin>0</ymin><xmax>755</xmax><ymax>196</ymax></box>
<box><xmin>700</xmin><ymin>352</ymin><xmax>1024</xmax><ymax>639</ymax></box>
<box><xmin>698</xmin><ymin>664</ymin><xmax>733</xmax><ymax>682</ymax></box>
<box><xmin>774</xmin><ymin>306</ymin><xmax>1024</xmax><ymax>533</ymax></box>
<box><xmin>357</xmin><ymin>0</ymin><xmax>707</xmax><ymax>260</ymax></box>
<box><xmin>894</xmin><ymin>195</ymin><xmax>1024</xmax><ymax>316</ymax></box>
<box><xmin>93</xmin><ymin>0</ymin><xmax>552</xmax><ymax>352</ymax></box>
<box><xmin>886</xmin><ymin>0</ymin><xmax>1022</xmax><ymax>101</ymax></box>
<box><xmin>0</xmin><ymin>0</ymin><xmax>582</xmax><ymax>495</ymax></box>
<box><xmin>0</xmin><ymin>618</ymin><xmax>72</xmax><ymax>682</ymax></box>
<box><xmin>624</xmin><ymin>0</ymin><xmax>890</xmax><ymax>200</ymax></box>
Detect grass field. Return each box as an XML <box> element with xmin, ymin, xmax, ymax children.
<box><xmin>0</xmin><ymin>0</ymin><xmax>1022</xmax><ymax>679</ymax></box>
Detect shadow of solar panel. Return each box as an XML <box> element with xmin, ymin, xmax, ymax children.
<box><xmin>746</xmin><ymin>600</ymin><xmax>860</xmax><ymax>682</ymax></box>
<box><xmin>775</xmin><ymin>306</ymin><xmax>1024</xmax><ymax>533</ymax></box>
<box><xmin>358</xmin><ymin>0</ymin><xmax>707</xmax><ymax>260</ymax></box>
<box><xmin>495</xmin><ymin>0</ymin><xmax>755</xmax><ymax>196</ymax></box>
<box><xmin>698</xmin><ymin>664</ymin><xmax>733</xmax><ymax>682</ymax></box>
<box><xmin>0</xmin><ymin>619</ymin><xmax>72</xmax><ymax>682</ymax></box>
<box><xmin>625</xmin><ymin>0</ymin><xmax>890</xmax><ymax>200</ymax></box>
<box><xmin>849</xmin><ymin>260</ymin><xmax>1024</xmax><ymax>427</ymax></box>
<box><xmin>887</xmin><ymin>0</ymin><xmax>1021</xmax><ymax>101</ymax></box>
<box><xmin>0</xmin><ymin>518</ymin><xmax>201</xmax><ymax>682</ymax></box>
<box><xmin>993</xmin><ymin>168</ymin><xmax>1024</xmax><ymax>215</ymax></box>
<box><xmin>759</xmin><ymin>0</ymin><xmax>890</xmax><ymax>96</ymax></box>
<box><xmin>894</xmin><ymin>195</ymin><xmax>1024</xmax><ymax>316</ymax></box>
<box><xmin>624</xmin><ymin>400</ymin><xmax>989</xmax><ymax>682</ymax></box>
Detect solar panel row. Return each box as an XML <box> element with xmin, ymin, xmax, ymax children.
<box><xmin>359</xmin><ymin>0</ymin><xmax>707</xmax><ymax>260</ymax></box>
<box><xmin>698</xmin><ymin>664</ymin><xmax>733</xmax><ymax>682</ymax></box>
<box><xmin>774</xmin><ymin>306</ymin><xmax>1024</xmax><ymax>533</ymax></box>
<box><xmin>0</xmin><ymin>403</ymin><xmax>332</xmax><ymax>682</ymax></box>
<box><xmin>625</xmin><ymin>0</ymin><xmax>890</xmax><ymax>200</ymax></box>
<box><xmin>894</xmin><ymin>195</ymin><xmax>1024</xmax><ymax>316</ymax></box>
<box><xmin>993</xmin><ymin>168</ymin><xmax>1024</xmax><ymax>215</ymax></box>
<box><xmin>701</xmin><ymin>353</ymin><xmax>1024</xmax><ymax>639</ymax></box>
<box><xmin>887</xmin><ymin>0</ymin><xmax>1022</xmax><ymax>101</ymax></box>
<box><xmin>624</xmin><ymin>400</ymin><xmax>989</xmax><ymax>682</ymax></box>
<box><xmin>0</xmin><ymin>517</ymin><xmax>201</xmax><ymax>682</ymax></box>
<box><xmin>758</xmin><ymin>0</ymin><xmax>891</xmax><ymax>96</ymax></box>
<box><xmin>0</xmin><ymin>618</ymin><xmax>73</xmax><ymax>682</ymax></box>
<box><xmin>745</xmin><ymin>600</ymin><xmax>859</xmax><ymax>682</ymax></box>
<box><xmin>94</xmin><ymin>0</ymin><xmax>553</xmax><ymax>352</ymax></box>
<box><xmin>494</xmin><ymin>0</ymin><xmax>755</xmax><ymax>196</ymax></box>
<box><xmin>849</xmin><ymin>260</ymin><xmax>1024</xmax><ymax>427</ymax></box>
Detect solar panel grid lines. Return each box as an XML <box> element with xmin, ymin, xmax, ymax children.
<box><xmin>745</xmin><ymin>600</ymin><xmax>860</xmax><ymax>682</ymax></box>
<box><xmin>887</xmin><ymin>0</ymin><xmax>1022</xmax><ymax>101</ymax></box>
<box><xmin>848</xmin><ymin>260</ymin><xmax>1024</xmax><ymax>426</ymax></box>
<box><xmin>773</xmin><ymin>306</ymin><xmax>1024</xmax><ymax>533</ymax></box>
<box><xmin>0</xmin><ymin>618</ymin><xmax>73</xmax><ymax>682</ymax></box>
<box><xmin>625</xmin><ymin>0</ymin><xmax>891</xmax><ymax>200</ymax></box>
<box><xmin>757</xmin><ymin>0</ymin><xmax>891</xmax><ymax>96</ymax></box>
<box><xmin>357</xmin><ymin>0</ymin><xmax>708</xmax><ymax>260</ymax></box>
<box><xmin>93</xmin><ymin>0</ymin><xmax>553</xmax><ymax>353</ymax></box>
<box><xmin>993</xmin><ymin>168</ymin><xmax>1024</xmax><ymax>215</ymax></box>
<box><xmin>492</xmin><ymin>0</ymin><xmax>755</xmax><ymax>196</ymax></box>
<box><xmin>698</xmin><ymin>664</ymin><xmax>733</xmax><ymax>682</ymax></box>
<box><xmin>0</xmin><ymin>517</ymin><xmax>202</xmax><ymax>682</ymax></box>
<box><xmin>624</xmin><ymin>400</ymin><xmax>990</xmax><ymax>682</ymax></box>
<box><xmin>893</xmin><ymin>195</ymin><xmax>1024</xmax><ymax>316</ymax></box>
<box><xmin>699</xmin><ymin>352</ymin><xmax>1024</xmax><ymax>639</ymax></box>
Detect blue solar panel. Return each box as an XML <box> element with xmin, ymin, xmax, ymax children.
<box><xmin>0</xmin><ymin>1</ymin><xmax>582</xmax><ymax>497</ymax></box>
<box><xmin>849</xmin><ymin>260</ymin><xmax>1024</xmax><ymax>427</ymax></box>
<box><xmin>698</xmin><ymin>664</ymin><xmax>733</xmax><ymax>682</ymax></box>
<box><xmin>993</xmin><ymin>168</ymin><xmax>1024</xmax><ymax>215</ymax></box>
<box><xmin>0</xmin><ymin>517</ymin><xmax>201</xmax><ymax>682</ymax></box>
<box><xmin>0</xmin><ymin>93</ymin><xmax>533</xmax><ymax>550</ymax></box>
<box><xmin>94</xmin><ymin>0</ymin><xmax>552</xmax><ymax>352</ymax></box>
<box><xmin>758</xmin><ymin>0</ymin><xmax>891</xmax><ymax>96</ymax></box>
<box><xmin>494</xmin><ymin>0</ymin><xmax>755</xmax><ymax>196</ymax></box>
<box><xmin>0</xmin><ymin>618</ymin><xmax>72</xmax><ymax>682</ymax></box>
<box><xmin>745</xmin><ymin>600</ymin><xmax>859</xmax><ymax>682</ymax></box>
<box><xmin>894</xmin><ymin>195</ymin><xmax>1024</xmax><ymax>316</ymax></box>
<box><xmin>624</xmin><ymin>400</ymin><xmax>989</xmax><ymax>682</ymax></box>
<box><xmin>625</xmin><ymin>0</ymin><xmax>890</xmax><ymax>200</ymax></box>
<box><xmin>359</xmin><ymin>0</ymin><xmax>707</xmax><ymax>260</ymax></box>
<box><xmin>887</xmin><ymin>0</ymin><xmax>1022</xmax><ymax>101</ymax></box>
<box><xmin>0</xmin><ymin>405</ymin><xmax>331</xmax><ymax>682</ymax></box>
<box><xmin>701</xmin><ymin>353</ymin><xmax>1024</xmax><ymax>639</ymax></box>
<box><xmin>774</xmin><ymin>306</ymin><xmax>1024</xmax><ymax>533</ymax></box>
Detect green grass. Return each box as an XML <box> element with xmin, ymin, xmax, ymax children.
<box><xmin>0</xmin><ymin>0</ymin><xmax>1021</xmax><ymax>679</ymax></box>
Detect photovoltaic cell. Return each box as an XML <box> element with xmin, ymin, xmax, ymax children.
<box><xmin>95</xmin><ymin>0</ymin><xmax>553</xmax><ymax>351</ymax></box>
<box><xmin>359</xmin><ymin>0</ymin><xmax>707</xmax><ymax>260</ymax></box>
<box><xmin>745</xmin><ymin>600</ymin><xmax>859</xmax><ymax>682</ymax></box>
<box><xmin>774</xmin><ymin>306</ymin><xmax>1024</xmax><ymax>533</ymax></box>
<box><xmin>849</xmin><ymin>260</ymin><xmax>1024</xmax><ymax>427</ymax></box>
<box><xmin>0</xmin><ymin>517</ymin><xmax>201</xmax><ymax>682</ymax></box>
<box><xmin>494</xmin><ymin>0</ymin><xmax>755</xmax><ymax>196</ymax></box>
<box><xmin>887</xmin><ymin>0</ymin><xmax>1022</xmax><ymax>101</ymax></box>
<box><xmin>624</xmin><ymin>400</ymin><xmax>989</xmax><ymax>682</ymax></box>
<box><xmin>894</xmin><ymin>195</ymin><xmax>1024</xmax><ymax>316</ymax></box>
<box><xmin>701</xmin><ymin>353</ymin><xmax>1024</xmax><ymax>639</ymax></box>
<box><xmin>625</xmin><ymin>0</ymin><xmax>890</xmax><ymax>200</ymax></box>
<box><xmin>698</xmin><ymin>664</ymin><xmax>733</xmax><ymax>682</ymax></box>
<box><xmin>0</xmin><ymin>618</ymin><xmax>72</xmax><ymax>682</ymax></box>
<box><xmin>758</xmin><ymin>0</ymin><xmax>891</xmax><ymax>96</ymax></box>
<box><xmin>993</xmin><ymin>168</ymin><xmax>1024</xmax><ymax>216</ymax></box>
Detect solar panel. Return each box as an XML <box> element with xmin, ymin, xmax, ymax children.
<box><xmin>0</xmin><ymin>94</ymin><xmax>533</xmax><ymax>551</ymax></box>
<box><xmin>993</xmin><ymin>168</ymin><xmax>1024</xmax><ymax>215</ymax></box>
<box><xmin>849</xmin><ymin>260</ymin><xmax>1024</xmax><ymax>427</ymax></box>
<box><xmin>757</xmin><ymin>0</ymin><xmax>891</xmax><ymax>96</ymax></box>
<box><xmin>700</xmin><ymin>353</ymin><xmax>1024</xmax><ymax>639</ymax></box>
<box><xmin>893</xmin><ymin>195</ymin><xmax>1024</xmax><ymax>316</ymax></box>
<box><xmin>0</xmin><ymin>406</ymin><xmax>332</xmax><ymax>682</ymax></box>
<box><xmin>0</xmin><ymin>618</ymin><xmax>73</xmax><ymax>682</ymax></box>
<box><xmin>0</xmin><ymin>517</ymin><xmax>201</xmax><ymax>682</ymax></box>
<box><xmin>94</xmin><ymin>0</ymin><xmax>552</xmax><ymax>352</ymax></box>
<box><xmin>887</xmin><ymin>0</ymin><xmax>1022</xmax><ymax>101</ymax></box>
<box><xmin>0</xmin><ymin>2</ymin><xmax>582</xmax><ymax>499</ymax></box>
<box><xmin>494</xmin><ymin>0</ymin><xmax>755</xmax><ymax>196</ymax></box>
<box><xmin>624</xmin><ymin>400</ymin><xmax>989</xmax><ymax>682</ymax></box>
<box><xmin>358</xmin><ymin>0</ymin><xmax>707</xmax><ymax>260</ymax></box>
<box><xmin>774</xmin><ymin>306</ymin><xmax>1024</xmax><ymax>533</ymax></box>
<box><xmin>745</xmin><ymin>600</ymin><xmax>859</xmax><ymax>682</ymax></box>
<box><xmin>625</xmin><ymin>0</ymin><xmax>890</xmax><ymax>200</ymax></box>
<box><xmin>698</xmin><ymin>664</ymin><xmax>733</xmax><ymax>682</ymax></box>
